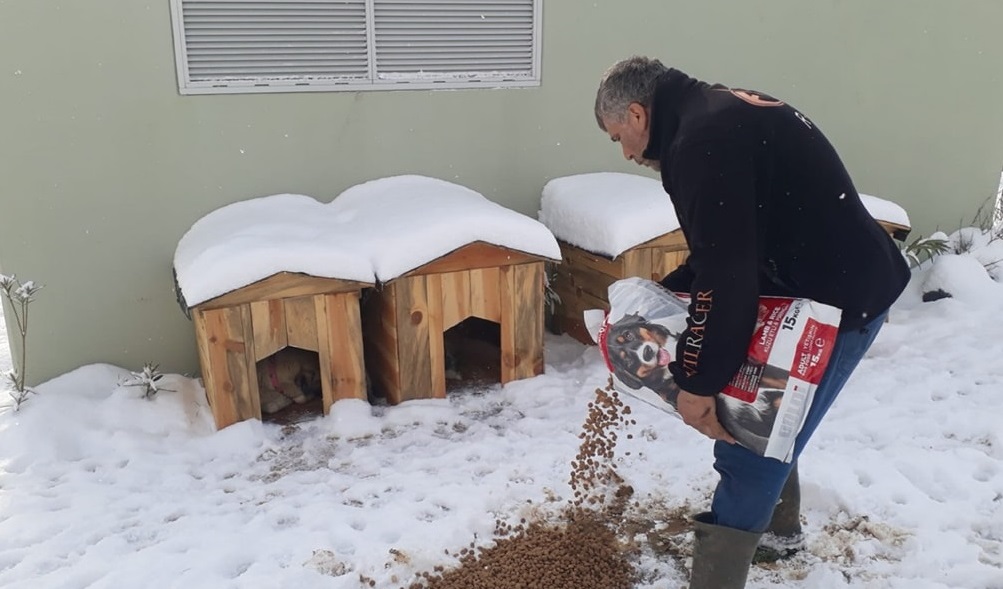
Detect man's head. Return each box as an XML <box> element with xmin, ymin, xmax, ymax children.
<box><xmin>595</xmin><ymin>56</ymin><xmax>668</xmax><ymax>170</ymax></box>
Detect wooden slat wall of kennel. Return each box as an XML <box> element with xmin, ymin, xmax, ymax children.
<box><xmin>363</xmin><ymin>242</ymin><xmax>552</xmax><ymax>404</ymax></box>
<box><xmin>315</xmin><ymin>291</ymin><xmax>367</xmax><ymax>414</ymax></box>
<box><xmin>193</xmin><ymin>273</ymin><xmax>370</xmax><ymax>430</ymax></box>
<box><xmin>552</xmin><ymin>230</ymin><xmax>690</xmax><ymax>345</ymax></box>
<box><xmin>250</xmin><ymin>300</ymin><xmax>287</xmax><ymax>362</ymax></box>
<box><xmin>362</xmin><ymin>282</ymin><xmax>403</xmax><ymax>404</ymax></box>
<box><xmin>194</xmin><ymin>304</ymin><xmax>261</xmax><ymax>429</ymax></box>
<box><xmin>500</xmin><ymin>263</ymin><xmax>545</xmax><ymax>382</ymax></box>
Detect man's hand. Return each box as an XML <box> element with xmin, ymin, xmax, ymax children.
<box><xmin>676</xmin><ymin>390</ymin><xmax>737</xmax><ymax>444</ymax></box>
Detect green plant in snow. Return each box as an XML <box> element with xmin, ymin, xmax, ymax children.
<box><xmin>122</xmin><ymin>362</ymin><xmax>173</xmax><ymax>399</ymax></box>
<box><xmin>1</xmin><ymin>274</ymin><xmax>42</xmax><ymax>411</ymax></box>
<box><xmin>901</xmin><ymin>235</ymin><xmax>949</xmax><ymax>269</ymax></box>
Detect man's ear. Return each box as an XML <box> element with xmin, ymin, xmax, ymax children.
<box><xmin>627</xmin><ymin>102</ymin><xmax>649</xmax><ymax>130</ymax></box>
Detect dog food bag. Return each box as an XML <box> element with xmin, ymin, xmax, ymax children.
<box><xmin>583</xmin><ymin>277</ymin><xmax>842</xmax><ymax>462</ymax></box>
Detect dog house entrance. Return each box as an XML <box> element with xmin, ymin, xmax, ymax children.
<box><xmin>256</xmin><ymin>346</ymin><xmax>323</xmax><ymax>425</ymax></box>
<box><xmin>444</xmin><ymin>317</ymin><xmax>501</xmax><ymax>393</ymax></box>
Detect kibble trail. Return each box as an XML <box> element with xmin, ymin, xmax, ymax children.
<box><xmin>403</xmin><ymin>381</ymin><xmax>638</xmax><ymax>589</ymax></box>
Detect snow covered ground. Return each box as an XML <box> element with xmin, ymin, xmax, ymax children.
<box><xmin>2</xmin><ymin>224</ymin><xmax>1002</xmax><ymax>588</ymax></box>
<box><xmin>1</xmin><ymin>170</ymin><xmax>1003</xmax><ymax>585</ymax></box>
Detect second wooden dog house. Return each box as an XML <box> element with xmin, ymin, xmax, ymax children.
<box><xmin>540</xmin><ymin>174</ymin><xmax>913</xmax><ymax>345</ymax></box>
<box><xmin>338</xmin><ymin>175</ymin><xmax>561</xmax><ymax>404</ymax></box>
<box><xmin>364</xmin><ymin>242</ymin><xmax>552</xmax><ymax>404</ymax></box>
<box><xmin>540</xmin><ymin>173</ymin><xmax>687</xmax><ymax>344</ymax></box>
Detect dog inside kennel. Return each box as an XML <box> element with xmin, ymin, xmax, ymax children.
<box><xmin>255</xmin><ymin>346</ymin><xmax>324</xmax><ymax>425</ymax></box>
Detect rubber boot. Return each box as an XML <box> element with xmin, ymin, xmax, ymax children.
<box><xmin>689</xmin><ymin>512</ymin><xmax>761</xmax><ymax>589</ymax></box>
<box><xmin>754</xmin><ymin>463</ymin><xmax>805</xmax><ymax>563</ymax></box>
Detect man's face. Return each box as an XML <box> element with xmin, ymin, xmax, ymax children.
<box><xmin>601</xmin><ymin>103</ymin><xmax>660</xmax><ymax>171</ymax></box>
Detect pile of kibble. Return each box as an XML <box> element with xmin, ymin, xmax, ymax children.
<box><xmin>399</xmin><ymin>383</ymin><xmax>639</xmax><ymax>589</ymax></box>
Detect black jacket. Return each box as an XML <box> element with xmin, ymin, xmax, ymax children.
<box><xmin>645</xmin><ymin>69</ymin><xmax>910</xmax><ymax>396</ymax></box>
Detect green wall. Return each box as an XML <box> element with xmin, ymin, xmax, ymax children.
<box><xmin>2</xmin><ymin>0</ymin><xmax>1002</xmax><ymax>384</ymax></box>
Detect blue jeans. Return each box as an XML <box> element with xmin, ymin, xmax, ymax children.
<box><xmin>709</xmin><ymin>311</ymin><xmax>888</xmax><ymax>533</ymax></box>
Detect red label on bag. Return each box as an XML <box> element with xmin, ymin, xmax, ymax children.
<box><xmin>792</xmin><ymin>318</ymin><xmax>838</xmax><ymax>384</ymax></box>
<box><xmin>596</xmin><ymin>318</ymin><xmax>614</xmax><ymax>373</ymax></box>
<box><xmin>748</xmin><ymin>299</ymin><xmax>793</xmax><ymax>365</ymax></box>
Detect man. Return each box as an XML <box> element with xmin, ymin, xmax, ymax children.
<box><xmin>594</xmin><ymin>57</ymin><xmax>910</xmax><ymax>588</ymax></box>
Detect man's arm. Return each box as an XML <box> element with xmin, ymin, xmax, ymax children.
<box><xmin>663</xmin><ymin>128</ymin><xmax>762</xmax><ymax>438</ymax></box>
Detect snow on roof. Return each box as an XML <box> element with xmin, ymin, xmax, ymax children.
<box><xmin>173</xmin><ymin>193</ymin><xmax>376</xmax><ymax>308</ymax></box>
<box><xmin>331</xmin><ymin>175</ymin><xmax>560</xmax><ymax>282</ymax></box>
<box><xmin>174</xmin><ymin>176</ymin><xmax>560</xmax><ymax>307</ymax></box>
<box><xmin>860</xmin><ymin>193</ymin><xmax>911</xmax><ymax>227</ymax></box>
<box><xmin>539</xmin><ymin>172</ymin><xmax>680</xmax><ymax>258</ymax></box>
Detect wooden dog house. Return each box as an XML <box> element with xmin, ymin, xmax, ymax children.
<box><xmin>191</xmin><ymin>272</ymin><xmax>371</xmax><ymax>430</ymax></box>
<box><xmin>551</xmin><ymin>230</ymin><xmax>689</xmax><ymax>345</ymax></box>
<box><xmin>363</xmin><ymin>242</ymin><xmax>554</xmax><ymax>404</ymax></box>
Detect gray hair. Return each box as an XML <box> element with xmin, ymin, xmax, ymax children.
<box><xmin>594</xmin><ymin>56</ymin><xmax>668</xmax><ymax>130</ymax></box>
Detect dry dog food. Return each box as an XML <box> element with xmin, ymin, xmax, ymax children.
<box><xmin>402</xmin><ymin>385</ymin><xmax>638</xmax><ymax>589</ymax></box>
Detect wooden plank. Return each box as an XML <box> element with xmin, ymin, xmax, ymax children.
<box><xmin>367</xmin><ymin>344</ymin><xmax>400</xmax><ymax>401</ymax></box>
<box><xmin>405</xmin><ymin>242</ymin><xmax>551</xmax><ymax>277</ymax></box>
<box><xmin>314</xmin><ymin>293</ymin><xmax>335</xmax><ymax>413</ymax></box>
<box><xmin>236</xmin><ymin>304</ymin><xmax>262</xmax><ymax>421</ymax></box>
<box><xmin>552</xmin><ymin>264</ymin><xmax>617</xmax><ymax>308</ymax></box>
<box><xmin>362</xmin><ymin>284</ymin><xmax>400</xmax><ymax>403</ymax></box>
<box><xmin>192</xmin><ymin>310</ymin><xmax>216</xmax><ymax>410</ymax></box>
<box><xmin>425</xmin><ymin>274</ymin><xmax>447</xmax><ymax>398</ymax></box>
<box><xmin>315</xmin><ymin>292</ymin><xmax>367</xmax><ymax>413</ymax></box>
<box><xmin>197</xmin><ymin>306</ymin><xmax>257</xmax><ymax>429</ymax></box>
<box><xmin>199</xmin><ymin>307</ymin><xmax>239</xmax><ymax>429</ymax></box>
<box><xmin>507</xmin><ymin>263</ymin><xmax>545</xmax><ymax>382</ymax></box>
<box><xmin>653</xmin><ymin>250</ymin><xmax>690</xmax><ymax>283</ymax></box>
<box><xmin>284</xmin><ymin>295</ymin><xmax>319</xmax><ymax>351</ymax></box>
<box><xmin>555</xmin><ymin>284</ymin><xmax>609</xmax><ymax>336</ymax></box>
<box><xmin>634</xmin><ymin>229</ymin><xmax>688</xmax><ymax>250</ymax></box>
<box><xmin>196</xmin><ymin>272</ymin><xmax>371</xmax><ymax>310</ymax></box>
<box><xmin>499</xmin><ymin>266</ymin><xmax>517</xmax><ymax>384</ymax></box>
<box><xmin>369</xmin><ymin>286</ymin><xmax>399</xmax><ymax>331</ymax></box>
<box><xmin>250</xmin><ymin>299</ymin><xmax>287</xmax><ymax>362</ymax></box>
<box><xmin>559</xmin><ymin>241</ymin><xmax>623</xmax><ymax>278</ymax></box>
<box><xmin>469</xmin><ymin>267</ymin><xmax>502</xmax><ymax>323</ymax></box>
<box><xmin>513</xmin><ymin>262</ymin><xmax>545</xmax><ymax>383</ymax></box>
<box><xmin>394</xmin><ymin>276</ymin><xmax>435</xmax><ymax>402</ymax></box>
<box><xmin>621</xmin><ymin>247</ymin><xmax>655</xmax><ymax>281</ymax></box>
<box><xmin>877</xmin><ymin>220</ymin><xmax>911</xmax><ymax>242</ymax></box>
<box><xmin>554</xmin><ymin>282</ymin><xmax>610</xmax><ymax>314</ymax></box>
<box><xmin>553</xmin><ymin>279</ymin><xmax>609</xmax><ymax>348</ymax></box>
<box><xmin>440</xmin><ymin>270</ymin><xmax>471</xmax><ymax>331</ymax></box>
<box><xmin>371</xmin><ymin>310</ymin><xmax>399</xmax><ymax>349</ymax></box>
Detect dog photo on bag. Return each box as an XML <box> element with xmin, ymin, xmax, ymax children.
<box><xmin>604</xmin><ymin>311</ymin><xmax>789</xmax><ymax>454</ymax></box>
<box><xmin>605</xmin><ymin>312</ymin><xmax>682</xmax><ymax>406</ymax></box>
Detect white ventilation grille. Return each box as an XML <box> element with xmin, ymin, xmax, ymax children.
<box><xmin>373</xmin><ymin>0</ymin><xmax>535</xmax><ymax>79</ymax></box>
<box><xmin>170</xmin><ymin>0</ymin><xmax>540</xmax><ymax>94</ymax></box>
